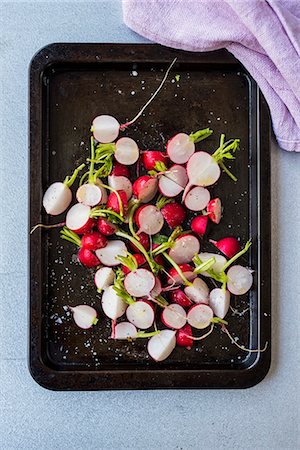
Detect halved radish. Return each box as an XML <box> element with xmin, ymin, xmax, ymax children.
<box><xmin>135</xmin><ymin>205</ymin><xmax>164</xmax><ymax>235</ymax></box>
<box><xmin>207</xmin><ymin>198</ymin><xmax>222</xmax><ymax>224</ymax></box>
<box><xmin>227</xmin><ymin>265</ymin><xmax>253</xmax><ymax>295</ymax></box>
<box><xmin>182</xmin><ymin>152</ymin><xmax>221</xmax><ymax>199</ymax></box>
<box><xmin>147</xmin><ymin>330</ymin><xmax>176</xmax><ymax>361</ymax></box>
<box><xmin>43</xmin><ymin>182</ymin><xmax>72</xmax><ymax>216</ymax></box>
<box><xmin>132</xmin><ymin>175</ymin><xmax>158</xmax><ymax>203</ymax></box>
<box><xmin>165</xmin><ymin>164</ymin><xmax>188</xmax><ymax>188</ymax></box>
<box><xmin>92</xmin><ymin>115</ymin><xmax>120</xmax><ymax>143</ymax></box>
<box><xmin>184</xmin><ymin>277</ymin><xmax>209</xmax><ymax>304</ymax></box>
<box><xmin>150</xmin><ymin>277</ymin><xmax>162</xmax><ymax>298</ymax></box>
<box><xmin>210</xmin><ymin>237</ymin><xmax>241</xmax><ymax>258</ymax></box>
<box><xmin>95</xmin><ymin>240</ymin><xmax>127</xmax><ymax>266</ymax></box>
<box><xmin>198</xmin><ymin>252</ymin><xmax>227</xmax><ymax>277</ymax></box>
<box><xmin>176</xmin><ymin>324</ymin><xmax>193</xmax><ymax>348</ymax></box>
<box><xmin>114</xmin><ymin>322</ymin><xmax>137</xmax><ymax>339</ymax></box>
<box><xmin>124</xmin><ymin>269</ymin><xmax>155</xmax><ymax>297</ymax></box>
<box><xmin>161</xmin><ymin>304</ymin><xmax>187</xmax><ymax>329</ymax></box>
<box><xmin>115</xmin><ymin>137</ymin><xmax>139</xmax><ymax>165</ymax></box>
<box><xmin>66</xmin><ymin>203</ymin><xmax>94</xmax><ymax>234</ymax></box>
<box><xmin>94</xmin><ymin>267</ymin><xmax>115</xmax><ymax>290</ymax></box>
<box><xmin>69</xmin><ymin>305</ymin><xmax>98</xmax><ymax>329</ymax></box>
<box><xmin>101</xmin><ymin>286</ymin><xmax>127</xmax><ymax>319</ymax></box>
<box><xmin>187</xmin><ymin>304</ymin><xmax>214</xmax><ymax>329</ymax></box>
<box><xmin>142</xmin><ymin>151</ymin><xmax>168</xmax><ymax>171</ymax></box>
<box><xmin>169</xmin><ymin>235</ymin><xmax>200</xmax><ymax>264</ymax></box>
<box><xmin>184</xmin><ymin>186</ymin><xmax>210</xmax><ymax>211</ymax></box>
<box><xmin>167</xmin><ymin>133</ymin><xmax>195</xmax><ymax>164</ymax></box>
<box><xmin>191</xmin><ymin>215</ymin><xmax>209</xmax><ymax>237</ymax></box>
<box><xmin>167</xmin><ymin>264</ymin><xmax>197</xmax><ymax>285</ymax></box>
<box><xmin>108</xmin><ymin>175</ymin><xmax>133</xmax><ymax>200</ymax></box>
<box><xmin>209</xmin><ymin>288</ymin><xmax>230</xmax><ymax>319</ymax></box>
<box><xmin>158</xmin><ymin>176</ymin><xmax>183</xmax><ymax>197</ymax></box>
<box><xmin>169</xmin><ymin>288</ymin><xmax>193</xmax><ymax>308</ymax></box>
<box><xmin>97</xmin><ymin>217</ymin><xmax>117</xmax><ymax>236</ymax></box>
<box><xmin>126</xmin><ymin>300</ymin><xmax>155</xmax><ymax>329</ymax></box>
<box><xmin>76</xmin><ymin>183</ymin><xmax>102</xmax><ymax>207</ymax></box>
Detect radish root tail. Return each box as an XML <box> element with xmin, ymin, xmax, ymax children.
<box><xmin>221</xmin><ymin>325</ymin><xmax>268</xmax><ymax>353</ymax></box>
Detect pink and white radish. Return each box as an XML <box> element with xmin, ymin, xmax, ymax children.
<box><xmin>184</xmin><ymin>277</ymin><xmax>209</xmax><ymax>304</ymax></box>
<box><xmin>95</xmin><ymin>240</ymin><xmax>127</xmax><ymax>266</ymax></box>
<box><xmin>135</xmin><ymin>205</ymin><xmax>164</xmax><ymax>235</ymax></box>
<box><xmin>94</xmin><ymin>267</ymin><xmax>115</xmax><ymax>291</ymax></box>
<box><xmin>166</xmin><ymin>128</ymin><xmax>212</xmax><ymax>164</ymax></box>
<box><xmin>132</xmin><ymin>175</ymin><xmax>158</xmax><ymax>203</ymax></box>
<box><xmin>187</xmin><ymin>304</ymin><xmax>214</xmax><ymax>329</ymax></box>
<box><xmin>114</xmin><ymin>137</ymin><xmax>139</xmax><ymax>165</ymax></box>
<box><xmin>169</xmin><ymin>234</ymin><xmax>200</xmax><ymax>265</ymax></box>
<box><xmin>76</xmin><ymin>183</ymin><xmax>103</xmax><ymax>207</ymax></box>
<box><xmin>184</xmin><ymin>186</ymin><xmax>210</xmax><ymax>211</ymax></box>
<box><xmin>147</xmin><ymin>330</ymin><xmax>176</xmax><ymax>361</ymax></box>
<box><xmin>92</xmin><ymin>115</ymin><xmax>120</xmax><ymax>143</ymax></box>
<box><xmin>207</xmin><ymin>197</ymin><xmax>222</xmax><ymax>224</ymax></box>
<box><xmin>210</xmin><ymin>237</ymin><xmax>241</xmax><ymax>258</ymax></box>
<box><xmin>114</xmin><ymin>322</ymin><xmax>137</xmax><ymax>340</ymax></box>
<box><xmin>169</xmin><ymin>288</ymin><xmax>193</xmax><ymax>308</ymax></box>
<box><xmin>97</xmin><ymin>217</ymin><xmax>117</xmax><ymax>236</ymax></box>
<box><xmin>191</xmin><ymin>215</ymin><xmax>209</xmax><ymax>237</ymax></box>
<box><xmin>126</xmin><ymin>300</ymin><xmax>155</xmax><ymax>329</ymax></box>
<box><xmin>142</xmin><ymin>151</ymin><xmax>169</xmax><ymax>171</ymax></box>
<box><xmin>150</xmin><ymin>277</ymin><xmax>162</xmax><ymax>298</ymax></box>
<box><xmin>176</xmin><ymin>324</ymin><xmax>193</xmax><ymax>348</ymax></box>
<box><xmin>108</xmin><ymin>175</ymin><xmax>132</xmax><ymax>200</ymax></box>
<box><xmin>158</xmin><ymin>164</ymin><xmax>188</xmax><ymax>197</ymax></box>
<box><xmin>124</xmin><ymin>269</ymin><xmax>155</xmax><ymax>297</ymax></box>
<box><xmin>167</xmin><ymin>264</ymin><xmax>196</xmax><ymax>285</ymax></box>
<box><xmin>227</xmin><ymin>265</ymin><xmax>253</xmax><ymax>295</ymax></box>
<box><xmin>161</xmin><ymin>304</ymin><xmax>187</xmax><ymax>329</ymax></box>
<box><xmin>69</xmin><ymin>305</ymin><xmax>98</xmax><ymax>329</ymax></box>
<box><xmin>101</xmin><ymin>286</ymin><xmax>127</xmax><ymax>319</ymax></box>
<box><xmin>209</xmin><ymin>288</ymin><xmax>230</xmax><ymax>319</ymax></box>
<box><xmin>66</xmin><ymin>203</ymin><xmax>94</xmax><ymax>234</ymax></box>
<box><xmin>197</xmin><ymin>252</ymin><xmax>227</xmax><ymax>277</ymax></box>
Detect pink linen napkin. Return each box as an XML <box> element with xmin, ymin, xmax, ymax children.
<box><xmin>123</xmin><ymin>0</ymin><xmax>300</xmax><ymax>152</ymax></box>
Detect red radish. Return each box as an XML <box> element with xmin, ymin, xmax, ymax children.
<box><xmin>66</xmin><ymin>203</ymin><xmax>94</xmax><ymax>234</ymax></box>
<box><xmin>187</xmin><ymin>304</ymin><xmax>214</xmax><ymax>329</ymax></box>
<box><xmin>135</xmin><ymin>205</ymin><xmax>164</xmax><ymax>235</ymax></box>
<box><xmin>142</xmin><ymin>151</ymin><xmax>168</xmax><ymax>171</ymax></box>
<box><xmin>207</xmin><ymin>198</ymin><xmax>222</xmax><ymax>224</ymax></box>
<box><xmin>81</xmin><ymin>231</ymin><xmax>107</xmax><ymax>251</ymax></box>
<box><xmin>191</xmin><ymin>216</ymin><xmax>208</xmax><ymax>237</ymax></box>
<box><xmin>169</xmin><ymin>289</ymin><xmax>193</xmax><ymax>308</ymax></box>
<box><xmin>124</xmin><ymin>269</ymin><xmax>155</xmax><ymax>297</ymax></box>
<box><xmin>101</xmin><ymin>286</ymin><xmax>127</xmax><ymax>319</ymax></box>
<box><xmin>69</xmin><ymin>305</ymin><xmax>98</xmax><ymax>329</ymax></box>
<box><xmin>108</xmin><ymin>175</ymin><xmax>133</xmax><ymax>200</ymax></box>
<box><xmin>95</xmin><ymin>240</ymin><xmax>127</xmax><ymax>266</ymax></box>
<box><xmin>92</xmin><ymin>115</ymin><xmax>120</xmax><ymax>143</ymax></box>
<box><xmin>97</xmin><ymin>218</ymin><xmax>117</xmax><ymax>236</ymax></box>
<box><xmin>161</xmin><ymin>203</ymin><xmax>186</xmax><ymax>228</ymax></box>
<box><xmin>106</xmin><ymin>190</ymin><xmax>128</xmax><ymax>215</ymax></box>
<box><xmin>147</xmin><ymin>330</ymin><xmax>176</xmax><ymax>361</ymax></box>
<box><xmin>154</xmin><ymin>253</ymin><xmax>164</xmax><ymax>267</ymax></box>
<box><xmin>43</xmin><ymin>182</ymin><xmax>72</xmax><ymax>216</ymax></box>
<box><xmin>115</xmin><ymin>137</ymin><xmax>139</xmax><ymax>165</ymax></box>
<box><xmin>176</xmin><ymin>324</ymin><xmax>193</xmax><ymax>348</ymax></box>
<box><xmin>169</xmin><ymin>235</ymin><xmax>200</xmax><ymax>264</ymax></box>
<box><xmin>166</xmin><ymin>128</ymin><xmax>212</xmax><ymax>164</ymax></box>
<box><xmin>161</xmin><ymin>304</ymin><xmax>187</xmax><ymax>329</ymax></box>
<box><xmin>78</xmin><ymin>247</ymin><xmax>100</xmax><ymax>268</ymax></box>
<box><xmin>210</xmin><ymin>237</ymin><xmax>241</xmax><ymax>258</ymax></box>
<box><xmin>126</xmin><ymin>300</ymin><xmax>155</xmax><ymax>329</ymax></box>
<box><xmin>111</xmin><ymin>162</ymin><xmax>130</xmax><ymax>178</ymax></box>
<box><xmin>167</xmin><ymin>264</ymin><xmax>197</xmax><ymax>285</ymax></box>
<box><xmin>76</xmin><ymin>183</ymin><xmax>103</xmax><ymax>207</ymax></box>
<box><xmin>209</xmin><ymin>288</ymin><xmax>230</xmax><ymax>319</ymax></box>
<box><xmin>184</xmin><ymin>186</ymin><xmax>210</xmax><ymax>211</ymax></box>
<box><xmin>198</xmin><ymin>252</ymin><xmax>227</xmax><ymax>277</ymax></box>
<box><xmin>129</xmin><ymin>232</ymin><xmax>149</xmax><ymax>253</ymax></box>
<box><xmin>158</xmin><ymin>164</ymin><xmax>188</xmax><ymax>197</ymax></box>
<box><xmin>150</xmin><ymin>277</ymin><xmax>162</xmax><ymax>297</ymax></box>
<box><xmin>114</xmin><ymin>322</ymin><xmax>137</xmax><ymax>339</ymax></box>
<box><xmin>184</xmin><ymin>277</ymin><xmax>209</xmax><ymax>304</ymax></box>
<box><xmin>94</xmin><ymin>267</ymin><xmax>115</xmax><ymax>290</ymax></box>
<box><xmin>122</xmin><ymin>254</ymin><xmax>146</xmax><ymax>275</ymax></box>
<box><xmin>132</xmin><ymin>175</ymin><xmax>158</xmax><ymax>203</ymax></box>
<box><xmin>227</xmin><ymin>265</ymin><xmax>253</xmax><ymax>295</ymax></box>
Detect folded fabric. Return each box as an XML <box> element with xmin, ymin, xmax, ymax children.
<box><xmin>123</xmin><ymin>0</ymin><xmax>300</xmax><ymax>152</ymax></box>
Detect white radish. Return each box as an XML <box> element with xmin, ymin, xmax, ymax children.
<box><xmin>227</xmin><ymin>265</ymin><xmax>253</xmax><ymax>295</ymax></box>
<box><xmin>165</xmin><ymin>164</ymin><xmax>188</xmax><ymax>187</ymax></box>
<box><xmin>150</xmin><ymin>277</ymin><xmax>162</xmax><ymax>298</ymax></box>
<box><xmin>43</xmin><ymin>182</ymin><xmax>72</xmax><ymax>216</ymax></box>
<box><xmin>158</xmin><ymin>176</ymin><xmax>184</xmax><ymax>197</ymax></box>
<box><xmin>184</xmin><ymin>186</ymin><xmax>210</xmax><ymax>211</ymax></box>
<box><xmin>126</xmin><ymin>300</ymin><xmax>154</xmax><ymax>329</ymax></box>
<box><xmin>198</xmin><ymin>252</ymin><xmax>227</xmax><ymax>277</ymax></box>
<box><xmin>108</xmin><ymin>175</ymin><xmax>132</xmax><ymax>200</ymax></box>
<box><xmin>95</xmin><ymin>240</ymin><xmax>127</xmax><ymax>266</ymax></box>
<box><xmin>147</xmin><ymin>330</ymin><xmax>176</xmax><ymax>361</ymax></box>
<box><xmin>69</xmin><ymin>305</ymin><xmax>98</xmax><ymax>329</ymax></box>
<box><xmin>101</xmin><ymin>286</ymin><xmax>127</xmax><ymax>320</ymax></box>
<box><xmin>183</xmin><ymin>152</ymin><xmax>221</xmax><ymax>199</ymax></box>
<box><xmin>184</xmin><ymin>277</ymin><xmax>209</xmax><ymax>304</ymax></box>
<box><xmin>115</xmin><ymin>137</ymin><xmax>139</xmax><ymax>165</ymax></box>
<box><xmin>94</xmin><ymin>267</ymin><xmax>115</xmax><ymax>291</ymax></box>
<box><xmin>124</xmin><ymin>269</ymin><xmax>155</xmax><ymax>297</ymax></box>
<box><xmin>114</xmin><ymin>322</ymin><xmax>137</xmax><ymax>339</ymax></box>
<box><xmin>76</xmin><ymin>183</ymin><xmax>102</xmax><ymax>207</ymax></box>
<box><xmin>209</xmin><ymin>288</ymin><xmax>230</xmax><ymax>319</ymax></box>
<box><xmin>167</xmin><ymin>133</ymin><xmax>195</xmax><ymax>164</ymax></box>
<box><xmin>138</xmin><ymin>205</ymin><xmax>164</xmax><ymax>235</ymax></box>
<box><xmin>169</xmin><ymin>235</ymin><xmax>200</xmax><ymax>264</ymax></box>
<box><xmin>92</xmin><ymin>115</ymin><xmax>120</xmax><ymax>143</ymax></box>
<box><xmin>66</xmin><ymin>203</ymin><xmax>93</xmax><ymax>234</ymax></box>
<box><xmin>161</xmin><ymin>304</ymin><xmax>187</xmax><ymax>329</ymax></box>
<box><xmin>187</xmin><ymin>304</ymin><xmax>214</xmax><ymax>329</ymax></box>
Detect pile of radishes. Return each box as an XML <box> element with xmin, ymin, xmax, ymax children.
<box><xmin>39</xmin><ymin>63</ymin><xmax>259</xmax><ymax>361</ymax></box>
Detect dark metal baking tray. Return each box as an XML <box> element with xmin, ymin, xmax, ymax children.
<box><xmin>29</xmin><ymin>43</ymin><xmax>271</xmax><ymax>390</ymax></box>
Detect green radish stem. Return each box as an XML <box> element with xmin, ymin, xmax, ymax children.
<box><xmin>92</xmin><ymin>317</ymin><xmax>99</xmax><ymax>325</ymax></box>
<box><xmin>189</xmin><ymin>127</ymin><xmax>213</xmax><ymax>143</ymax></box>
<box><xmin>156</xmin><ymin>194</ymin><xmax>174</xmax><ymax>210</ymax></box>
<box><xmin>79</xmin><ymin>171</ymin><xmax>90</xmax><ymax>186</ymax></box>
<box><xmin>88</xmin><ymin>137</ymin><xmax>96</xmax><ymax>184</ymax></box>
<box><xmin>90</xmin><ymin>206</ymin><xmax>124</xmax><ymax>223</ymax></box>
<box><xmin>97</xmin><ymin>182</ymin><xmax>124</xmax><ymax>217</ymax></box>
<box><xmin>60</xmin><ymin>227</ymin><xmax>81</xmax><ymax>247</ymax></box>
<box><xmin>128</xmin><ymin>200</ymin><xmax>141</xmax><ymax>241</ymax></box>
<box><xmin>152</xmin><ymin>227</ymin><xmax>183</xmax><ymax>255</ymax></box>
<box><xmin>212</xmin><ymin>134</ymin><xmax>240</xmax><ymax>182</ymax></box>
<box><xmin>63</xmin><ymin>163</ymin><xmax>86</xmax><ymax>187</ymax></box>
<box><xmin>162</xmin><ymin>252</ymin><xmax>193</xmax><ymax>286</ymax></box>
<box><xmin>113</xmin><ymin>270</ymin><xmax>135</xmax><ymax>305</ymax></box>
<box><xmin>186</xmin><ymin>323</ymin><xmax>215</xmax><ymax>340</ymax></box>
<box><xmin>30</xmin><ymin>222</ymin><xmax>65</xmax><ymax>235</ymax></box>
<box><xmin>193</xmin><ymin>257</ymin><xmax>216</xmax><ymax>274</ymax></box>
<box><xmin>136</xmin><ymin>330</ymin><xmax>161</xmax><ymax>338</ymax></box>
<box><xmin>116</xmin><ymin>230</ymin><xmax>158</xmax><ymax>274</ymax></box>
<box><xmin>116</xmin><ymin>253</ymin><xmax>138</xmax><ymax>272</ymax></box>
<box><xmin>221</xmin><ymin>240</ymin><xmax>252</xmax><ymax>273</ymax></box>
